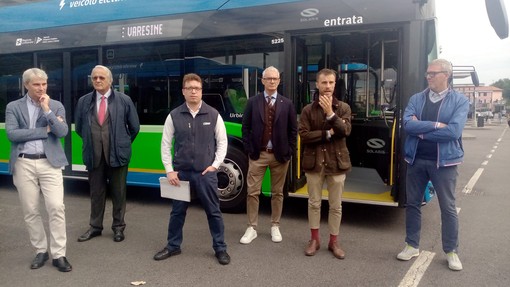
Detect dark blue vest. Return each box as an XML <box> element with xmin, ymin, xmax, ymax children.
<box><xmin>170</xmin><ymin>102</ymin><xmax>218</xmax><ymax>172</ymax></box>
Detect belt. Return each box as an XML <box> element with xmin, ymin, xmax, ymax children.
<box><xmin>19</xmin><ymin>153</ymin><xmax>47</xmax><ymax>159</ymax></box>
<box><xmin>261</xmin><ymin>148</ymin><xmax>273</xmax><ymax>153</ymax></box>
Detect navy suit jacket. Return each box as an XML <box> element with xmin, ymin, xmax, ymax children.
<box><xmin>5</xmin><ymin>95</ymin><xmax>68</xmax><ymax>174</ymax></box>
<box><xmin>242</xmin><ymin>92</ymin><xmax>297</xmax><ymax>163</ymax></box>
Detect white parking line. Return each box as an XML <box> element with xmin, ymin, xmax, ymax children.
<box><xmin>398</xmin><ymin>251</ymin><xmax>436</xmax><ymax>287</ymax></box>
<box><xmin>463</xmin><ymin>126</ymin><xmax>507</xmax><ymax>194</ymax></box>
<box><xmin>463</xmin><ymin>168</ymin><xmax>484</xmax><ymax>194</ymax></box>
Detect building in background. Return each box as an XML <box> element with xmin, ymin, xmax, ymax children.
<box><xmin>454</xmin><ymin>85</ymin><xmax>504</xmax><ymax>118</ymax></box>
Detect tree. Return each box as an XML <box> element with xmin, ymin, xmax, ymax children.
<box><xmin>491</xmin><ymin>78</ymin><xmax>510</xmax><ymax>102</ymax></box>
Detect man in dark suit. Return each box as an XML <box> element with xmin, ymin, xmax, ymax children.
<box><xmin>75</xmin><ymin>65</ymin><xmax>140</xmax><ymax>243</ymax></box>
<box><xmin>5</xmin><ymin>68</ymin><xmax>72</xmax><ymax>272</ymax></box>
<box><xmin>240</xmin><ymin>66</ymin><xmax>297</xmax><ymax>244</ymax></box>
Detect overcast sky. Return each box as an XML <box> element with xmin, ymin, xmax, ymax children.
<box><xmin>436</xmin><ymin>0</ymin><xmax>510</xmax><ymax>85</ymax></box>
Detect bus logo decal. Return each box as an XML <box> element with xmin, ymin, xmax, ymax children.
<box><xmin>366</xmin><ymin>138</ymin><xmax>385</xmax><ymax>149</ymax></box>
<box><xmin>301</xmin><ymin>8</ymin><xmax>319</xmax><ymax>18</ymax></box>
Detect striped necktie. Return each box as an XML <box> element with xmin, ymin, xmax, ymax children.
<box><xmin>266</xmin><ymin>96</ymin><xmax>273</xmax><ymax>107</ymax></box>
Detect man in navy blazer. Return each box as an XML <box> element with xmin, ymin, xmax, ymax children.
<box><xmin>240</xmin><ymin>66</ymin><xmax>297</xmax><ymax>244</ymax></box>
<box><xmin>5</xmin><ymin>68</ymin><xmax>72</xmax><ymax>272</ymax></box>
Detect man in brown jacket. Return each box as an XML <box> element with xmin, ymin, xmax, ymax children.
<box><xmin>299</xmin><ymin>68</ymin><xmax>352</xmax><ymax>259</ymax></box>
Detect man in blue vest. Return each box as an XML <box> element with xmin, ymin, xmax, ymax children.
<box><xmin>154</xmin><ymin>73</ymin><xmax>230</xmax><ymax>265</ymax></box>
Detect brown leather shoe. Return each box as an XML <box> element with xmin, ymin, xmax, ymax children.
<box><xmin>305</xmin><ymin>240</ymin><xmax>320</xmax><ymax>256</ymax></box>
<box><xmin>328</xmin><ymin>242</ymin><xmax>345</xmax><ymax>259</ymax></box>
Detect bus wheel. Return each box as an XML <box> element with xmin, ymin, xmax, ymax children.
<box><xmin>217</xmin><ymin>147</ymin><xmax>247</xmax><ymax>213</ymax></box>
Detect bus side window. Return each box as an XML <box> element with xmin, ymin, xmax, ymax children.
<box><xmin>225</xmin><ymin>88</ymin><xmax>247</xmax><ymax>113</ymax></box>
<box><xmin>203</xmin><ymin>93</ymin><xmax>226</xmax><ymax>113</ymax></box>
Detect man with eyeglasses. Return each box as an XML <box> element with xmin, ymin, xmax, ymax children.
<box><xmin>75</xmin><ymin>65</ymin><xmax>140</xmax><ymax>243</ymax></box>
<box><xmin>397</xmin><ymin>59</ymin><xmax>469</xmax><ymax>271</ymax></box>
<box><xmin>154</xmin><ymin>73</ymin><xmax>230</xmax><ymax>265</ymax></box>
<box><xmin>240</xmin><ymin>66</ymin><xmax>297</xmax><ymax>245</ymax></box>
<box><xmin>6</xmin><ymin>68</ymin><xmax>72</xmax><ymax>272</ymax></box>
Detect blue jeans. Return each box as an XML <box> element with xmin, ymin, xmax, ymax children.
<box><xmin>166</xmin><ymin>170</ymin><xmax>227</xmax><ymax>253</ymax></box>
<box><xmin>405</xmin><ymin>158</ymin><xmax>459</xmax><ymax>253</ymax></box>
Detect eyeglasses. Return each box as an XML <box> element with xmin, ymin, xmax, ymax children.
<box><xmin>425</xmin><ymin>71</ymin><xmax>447</xmax><ymax>78</ymax></box>
<box><xmin>263</xmin><ymin>77</ymin><xmax>280</xmax><ymax>82</ymax></box>
<box><xmin>92</xmin><ymin>76</ymin><xmax>106</xmax><ymax>81</ymax></box>
<box><xmin>183</xmin><ymin>87</ymin><xmax>202</xmax><ymax>92</ymax></box>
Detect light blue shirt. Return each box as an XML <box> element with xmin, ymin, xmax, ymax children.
<box><xmin>20</xmin><ymin>95</ymin><xmax>51</xmax><ymax>155</ymax></box>
<box><xmin>429</xmin><ymin>88</ymin><xmax>448</xmax><ymax>103</ymax></box>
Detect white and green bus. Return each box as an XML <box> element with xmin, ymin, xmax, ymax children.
<box><xmin>0</xmin><ymin>0</ymin><xmax>505</xmax><ymax>212</ymax></box>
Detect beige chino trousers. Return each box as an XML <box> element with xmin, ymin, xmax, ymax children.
<box><xmin>13</xmin><ymin>158</ymin><xmax>67</xmax><ymax>258</ymax></box>
<box><xmin>306</xmin><ymin>168</ymin><xmax>345</xmax><ymax>235</ymax></box>
<box><xmin>246</xmin><ymin>151</ymin><xmax>289</xmax><ymax>228</ymax></box>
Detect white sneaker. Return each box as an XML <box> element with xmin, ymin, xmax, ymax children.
<box><xmin>446</xmin><ymin>252</ymin><xmax>463</xmax><ymax>271</ymax></box>
<box><xmin>240</xmin><ymin>227</ymin><xmax>257</xmax><ymax>244</ymax></box>
<box><xmin>397</xmin><ymin>244</ymin><xmax>420</xmax><ymax>261</ymax></box>
<box><xmin>271</xmin><ymin>226</ymin><xmax>282</xmax><ymax>243</ymax></box>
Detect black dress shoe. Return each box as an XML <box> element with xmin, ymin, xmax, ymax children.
<box><xmin>153</xmin><ymin>247</ymin><xmax>181</xmax><ymax>261</ymax></box>
<box><xmin>113</xmin><ymin>230</ymin><xmax>125</xmax><ymax>242</ymax></box>
<box><xmin>52</xmin><ymin>257</ymin><xmax>72</xmax><ymax>272</ymax></box>
<box><xmin>77</xmin><ymin>228</ymin><xmax>102</xmax><ymax>242</ymax></box>
<box><xmin>215</xmin><ymin>250</ymin><xmax>230</xmax><ymax>265</ymax></box>
<box><xmin>30</xmin><ymin>252</ymin><xmax>49</xmax><ymax>269</ymax></box>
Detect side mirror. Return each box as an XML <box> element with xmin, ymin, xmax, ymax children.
<box><xmin>452</xmin><ymin>66</ymin><xmax>479</xmax><ymax>87</ymax></box>
<box><xmin>486</xmin><ymin>0</ymin><xmax>509</xmax><ymax>39</ymax></box>
<box><xmin>470</xmin><ymin>71</ymin><xmax>480</xmax><ymax>87</ymax></box>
